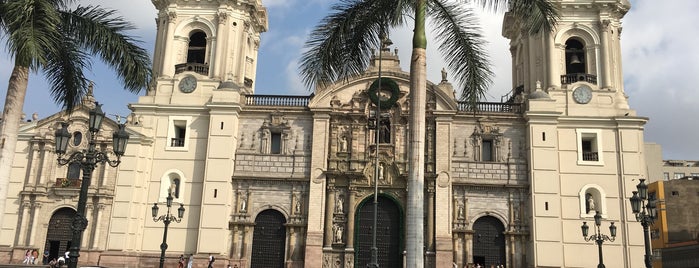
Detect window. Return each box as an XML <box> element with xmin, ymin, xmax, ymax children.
<box><xmin>482</xmin><ymin>140</ymin><xmax>494</xmax><ymax>162</ymax></box>
<box><xmin>576</xmin><ymin>129</ymin><xmax>603</xmax><ymax>165</ymax></box>
<box><xmin>166</xmin><ymin>116</ymin><xmax>191</xmax><ymax>150</ymax></box>
<box><xmin>671</xmin><ymin>191</ymin><xmax>679</xmax><ymax>196</ymax></box>
<box><xmin>663</xmin><ymin>172</ymin><xmax>670</xmax><ymax>181</ymax></box>
<box><xmin>270</xmin><ymin>132</ymin><xmax>282</xmax><ymax>154</ymax></box>
<box><xmin>187</xmin><ymin>31</ymin><xmax>207</xmax><ymax>64</ymax></box>
<box><xmin>674</xmin><ymin>173</ymin><xmax>685</xmax><ymax>179</ymax></box>
<box><xmin>67</xmin><ymin>163</ymin><xmax>81</xmax><ymax>180</ymax></box>
<box><xmin>72</xmin><ymin>131</ymin><xmax>82</xmax><ymax>146</ymax></box>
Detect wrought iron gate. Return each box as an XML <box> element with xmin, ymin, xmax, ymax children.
<box><xmin>251</xmin><ymin>209</ymin><xmax>286</xmax><ymax>268</ymax></box>
<box><xmin>472</xmin><ymin>216</ymin><xmax>506</xmax><ymax>267</ymax></box>
<box><xmin>44</xmin><ymin>208</ymin><xmax>76</xmax><ymax>261</ymax></box>
<box><xmin>355</xmin><ymin>195</ymin><xmax>402</xmax><ymax>268</ymax></box>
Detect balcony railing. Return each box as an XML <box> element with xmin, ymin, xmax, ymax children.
<box><xmin>170</xmin><ymin>138</ymin><xmax>185</xmax><ymax>147</ymax></box>
<box><xmin>458</xmin><ymin>102</ymin><xmax>522</xmax><ymax>114</ymax></box>
<box><xmin>582</xmin><ymin>152</ymin><xmax>599</xmax><ymax>161</ymax></box>
<box><xmin>175</xmin><ymin>63</ymin><xmax>209</xmax><ymax>76</ymax></box>
<box><xmin>245</xmin><ymin>95</ymin><xmax>311</xmax><ymax>107</ymax></box>
<box><xmin>55</xmin><ymin>178</ymin><xmax>81</xmax><ymax>188</ymax></box>
<box><xmin>561</xmin><ymin>73</ymin><xmax>597</xmax><ymax>85</ymax></box>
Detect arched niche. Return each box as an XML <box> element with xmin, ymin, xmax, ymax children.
<box><xmin>579</xmin><ymin>184</ymin><xmax>607</xmax><ymax>218</ymax></box>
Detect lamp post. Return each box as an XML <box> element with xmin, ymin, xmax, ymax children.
<box><xmin>581</xmin><ymin>211</ymin><xmax>617</xmax><ymax>268</ymax></box>
<box><xmin>54</xmin><ymin>103</ymin><xmax>130</xmax><ymax>268</ymax></box>
<box><xmin>152</xmin><ymin>192</ymin><xmax>185</xmax><ymax>268</ymax></box>
<box><xmin>367</xmin><ymin>32</ymin><xmax>393</xmax><ymax>268</ymax></box>
<box><xmin>629</xmin><ymin>178</ymin><xmax>657</xmax><ymax>268</ymax></box>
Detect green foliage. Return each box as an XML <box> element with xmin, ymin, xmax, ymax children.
<box><xmin>299</xmin><ymin>0</ymin><xmax>558</xmax><ymax>104</ymax></box>
<box><xmin>0</xmin><ymin>0</ymin><xmax>151</xmax><ymax>111</ymax></box>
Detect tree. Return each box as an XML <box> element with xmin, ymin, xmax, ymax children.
<box><xmin>0</xmin><ymin>0</ymin><xmax>151</xmax><ymax>226</ymax></box>
<box><xmin>299</xmin><ymin>0</ymin><xmax>557</xmax><ymax>266</ymax></box>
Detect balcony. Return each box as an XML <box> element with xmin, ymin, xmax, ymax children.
<box><xmin>561</xmin><ymin>73</ymin><xmax>597</xmax><ymax>85</ymax></box>
<box><xmin>175</xmin><ymin>63</ymin><xmax>209</xmax><ymax>76</ymax></box>
<box><xmin>457</xmin><ymin>102</ymin><xmax>522</xmax><ymax>114</ymax></box>
<box><xmin>245</xmin><ymin>95</ymin><xmax>311</xmax><ymax>107</ymax></box>
<box><xmin>582</xmin><ymin>152</ymin><xmax>599</xmax><ymax>161</ymax></box>
<box><xmin>54</xmin><ymin>178</ymin><xmax>81</xmax><ymax>188</ymax></box>
<box><xmin>170</xmin><ymin>138</ymin><xmax>185</xmax><ymax>147</ymax></box>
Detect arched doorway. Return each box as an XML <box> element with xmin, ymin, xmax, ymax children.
<box><xmin>472</xmin><ymin>216</ymin><xmax>506</xmax><ymax>267</ymax></box>
<box><xmin>44</xmin><ymin>208</ymin><xmax>76</xmax><ymax>262</ymax></box>
<box><xmin>354</xmin><ymin>195</ymin><xmax>403</xmax><ymax>268</ymax></box>
<box><xmin>250</xmin><ymin>209</ymin><xmax>286</xmax><ymax>268</ymax></box>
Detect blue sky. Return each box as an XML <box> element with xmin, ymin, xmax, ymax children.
<box><xmin>1</xmin><ymin>0</ymin><xmax>698</xmax><ymax>160</ymax></box>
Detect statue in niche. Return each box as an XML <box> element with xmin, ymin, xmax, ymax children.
<box><xmin>335</xmin><ymin>194</ymin><xmax>344</xmax><ymax>214</ymax></box>
<box><xmin>378</xmin><ymin>163</ymin><xmax>385</xmax><ymax>182</ymax></box>
<box><xmin>295</xmin><ymin>194</ymin><xmax>302</xmax><ymax>214</ymax></box>
<box><xmin>586</xmin><ymin>193</ymin><xmax>595</xmax><ymax>213</ymax></box>
<box><xmin>339</xmin><ymin>135</ymin><xmax>348</xmax><ymax>152</ymax></box>
<box><xmin>333</xmin><ymin>223</ymin><xmax>344</xmax><ymax>243</ymax></box>
<box><xmin>457</xmin><ymin>201</ymin><xmax>465</xmax><ymax>219</ymax></box>
<box><xmin>239</xmin><ymin>194</ymin><xmax>248</xmax><ymax>213</ymax></box>
<box><xmin>379</xmin><ymin>119</ymin><xmax>391</xmax><ymax>143</ymax></box>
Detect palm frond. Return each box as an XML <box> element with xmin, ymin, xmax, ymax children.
<box><xmin>43</xmin><ymin>35</ymin><xmax>89</xmax><ymax>111</ymax></box>
<box><xmin>509</xmin><ymin>0</ymin><xmax>559</xmax><ymax>34</ymax></box>
<box><xmin>299</xmin><ymin>0</ymin><xmax>407</xmax><ymax>90</ymax></box>
<box><xmin>2</xmin><ymin>0</ymin><xmax>62</xmax><ymax>69</ymax></box>
<box><xmin>429</xmin><ymin>0</ymin><xmax>493</xmax><ymax>104</ymax></box>
<box><xmin>61</xmin><ymin>5</ymin><xmax>151</xmax><ymax>93</ymax></box>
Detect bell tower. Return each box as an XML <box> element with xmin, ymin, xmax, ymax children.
<box><xmin>504</xmin><ymin>0</ymin><xmax>631</xmax><ymax>114</ymax></box>
<box><xmin>150</xmin><ymin>0</ymin><xmax>268</xmax><ymax>95</ymax></box>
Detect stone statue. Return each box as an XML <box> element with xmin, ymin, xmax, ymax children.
<box><xmin>295</xmin><ymin>195</ymin><xmax>302</xmax><ymax>214</ymax></box>
<box><xmin>333</xmin><ymin>223</ymin><xmax>344</xmax><ymax>243</ymax></box>
<box><xmin>339</xmin><ymin>135</ymin><xmax>348</xmax><ymax>152</ymax></box>
<box><xmin>378</xmin><ymin>163</ymin><xmax>385</xmax><ymax>181</ymax></box>
<box><xmin>586</xmin><ymin>194</ymin><xmax>595</xmax><ymax>213</ymax></box>
<box><xmin>441</xmin><ymin>68</ymin><xmax>448</xmax><ymax>81</ymax></box>
<box><xmin>379</xmin><ymin>121</ymin><xmax>391</xmax><ymax>143</ymax></box>
<box><xmin>457</xmin><ymin>202</ymin><xmax>465</xmax><ymax>219</ymax></box>
<box><xmin>239</xmin><ymin>194</ymin><xmax>248</xmax><ymax>213</ymax></box>
<box><xmin>335</xmin><ymin>194</ymin><xmax>344</xmax><ymax>213</ymax></box>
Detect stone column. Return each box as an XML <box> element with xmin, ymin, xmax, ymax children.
<box><xmin>82</xmin><ymin>204</ymin><xmax>94</xmax><ymax>248</ymax></box>
<box><xmin>27</xmin><ymin>143</ymin><xmax>40</xmax><ymax>185</ymax></box>
<box><xmin>19</xmin><ymin>202</ymin><xmax>31</xmax><ymax>245</ymax></box>
<box><xmin>346</xmin><ymin>187</ymin><xmax>357</xmax><ymax>248</ymax></box>
<box><xmin>28</xmin><ymin>202</ymin><xmax>41</xmax><ymax>246</ymax></box>
<box><xmin>214</xmin><ymin>11</ymin><xmax>227</xmax><ymax>79</ymax></box>
<box><xmin>547</xmin><ymin>31</ymin><xmax>560</xmax><ymax>90</ymax></box>
<box><xmin>324</xmin><ymin>186</ymin><xmax>336</xmax><ymax>247</ymax></box>
<box><xmin>91</xmin><ymin>205</ymin><xmax>104</xmax><ymax>249</ymax></box>
<box><xmin>464</xmin><ymin>231</ymin><xmax>474</xmax><ymax>265</ymax></box>
<box><xmin>599</xmin><ymin>20</ymin><xmax>612</xmax><ymax>89</ymax></box>
<box><xmin>162</xmin><ymin>11</ymin><xmax>177</xmax><ymax>77</ymax></box>
<box><xmin>40</xmin><ymin>144</ymin><xmax>55</xmax><ymax>185</ymax></box>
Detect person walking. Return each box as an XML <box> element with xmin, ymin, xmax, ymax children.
<box><xmin>187</xmin><ymin>254</ymin><xmax>194</xmax><ymax>268</ymax></box>
<box><xmin>43</xmin><ymin>250</ymin><xmax>50</xmax><ymax>265</ymax></box>
<box><xmin>207</xmin><ymin>254</ymin><xmax>215</xmax><ymax>268</ymax></box>
<box><xmin>22</xmin><ymin>249</ymin><xmax>31</xmax><ymax>264</ymax></box>
<box><xmin>178</xmin><ymin>254</ymin><xmax>185</xmax><ymax>268</ymax></box>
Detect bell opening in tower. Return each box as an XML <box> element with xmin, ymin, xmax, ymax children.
<box><xmin>187</xmin><ymin>31</ymin><xmax>207</xmax><ymax>64</ymax></box>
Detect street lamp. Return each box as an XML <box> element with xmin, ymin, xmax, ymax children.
<box><xmin>581</xmin><ymin>211</ymin><xmax>617</xmax><ymax>268</ymax></box>
<box><xmin>368</xmin><ymin>31</ymin><xmax>393</xmax><ymax>268</ymax></box>
<box><xmin>152</xmin><ymin>192</ymin><xmax>185</xmax><ymax>268</ymax></box>
<box><xmin>54</xmin><ymin>103</ymin><xmax>130</xmax><ymax>268</ymax></box>
<box><xmin>629</xmin><ymin>178</ymin><xmax>657</xmax><ymax>268</ymax></box>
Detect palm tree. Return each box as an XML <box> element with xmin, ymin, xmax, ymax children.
<box><xmin>299</xmin><ymin>0</ymin><xmax>557</xmax><ymax>266</ymax></box>
<box><xmin>0</xmin><ymin>0</ymin><xmax>151</xmax><ymax>226</ymax></box>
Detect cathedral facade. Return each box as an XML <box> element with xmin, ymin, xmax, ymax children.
<box><xmin>0</xmin><ymin>0</ymin><xmax>650</xmax><ymax>267</ymax></box>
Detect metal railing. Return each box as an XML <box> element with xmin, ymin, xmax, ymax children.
<box><xmin>170</xmin><ymin>138</ymin><xmax>185</xmax><ymax>147</ymax></box>
<box><xmin>561</xmin><ymin>73</ymin><xmax>597</xmax><ymax>85</ymax></box>
<box><xmin>457</xmin><ymin>102</ymin><xmax>522</xmax><ymax>114</ymax></box>
<box><xmin>582</xmin><ymin>152</ymin><xmax>599</xmax><ymax>161</ymax></box>
<box><xmin>174</xmin><ymin>63</ymin><xmax>209</xmax><ymax>76</ymax></box>
<box><xmin>245</xmin><ymin>95</ymin><xmax>311</xmax><ymax>107</ymax></box>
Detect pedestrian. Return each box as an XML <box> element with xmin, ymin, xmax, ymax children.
<box><xmin>208</xmin><ymin>254</ymin><xmax>215</xmax><ymax>268</ymax></box>
<box><xmin>187</xmin><ymin>254</ymin><xmax>194</xmax><ymax>268</ymax></box>
<box><xmin>178</xmin><ymin>254</ymin><xmax>185</xmax><ymax>268</ymax></box>
<box><xmin>31</xmin><ymin>249</ymin><xmax>38</xmax><ymax>264</ymax></box>
<box><xmin>43</xmin><ymin>250</ymin><xmax>50</xmax><ymax>265</ymax></box>
<box><xmin>22</xmin><ymin>249</ymin><xmax>31</xmax><ymax>264</ymax></box>
<box><xmin>57</xmin><ymin>255</ymin><xmax>66</xmax><ymax>267</ymax></box>
<box><xmin>48</xmin><ymin>258</ymin><xmax>57</xmax><ymax>268</ymax></box>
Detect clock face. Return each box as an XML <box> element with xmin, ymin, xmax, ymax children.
<box><xmin>178</xmin><ymin>76</ymin><xmax>197</xmax><ymax>93</ymax></box>
<box><xmin>573</xmin><ymin>85</ymin><xmax>593</xmax><ymax>104</ymax></box>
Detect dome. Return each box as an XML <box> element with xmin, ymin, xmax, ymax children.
<box><xmin>529</xmin><ymin>90</ymin><xmax>550</xmax><ymax>99</ymax></box>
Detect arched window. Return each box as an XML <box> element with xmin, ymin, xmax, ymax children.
<box><xmin>187</xmin><ymin>31</ymin><xmax>207</xmax><ymax>64</ymax></box>
<box><xmin>565</xmin><ymin>39</ymin><xmax>586</xmax><ymax>75</ymax></box>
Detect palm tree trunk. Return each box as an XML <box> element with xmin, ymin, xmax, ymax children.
<box><xmin>407</xmin><ymin>0</ymin><xmax>427</xmax><ymax>266</ymax></box>
<box><xmin>0</xmin><ymin>64</ymin><xmax>30</xmax><ymax>227</ymax></box>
